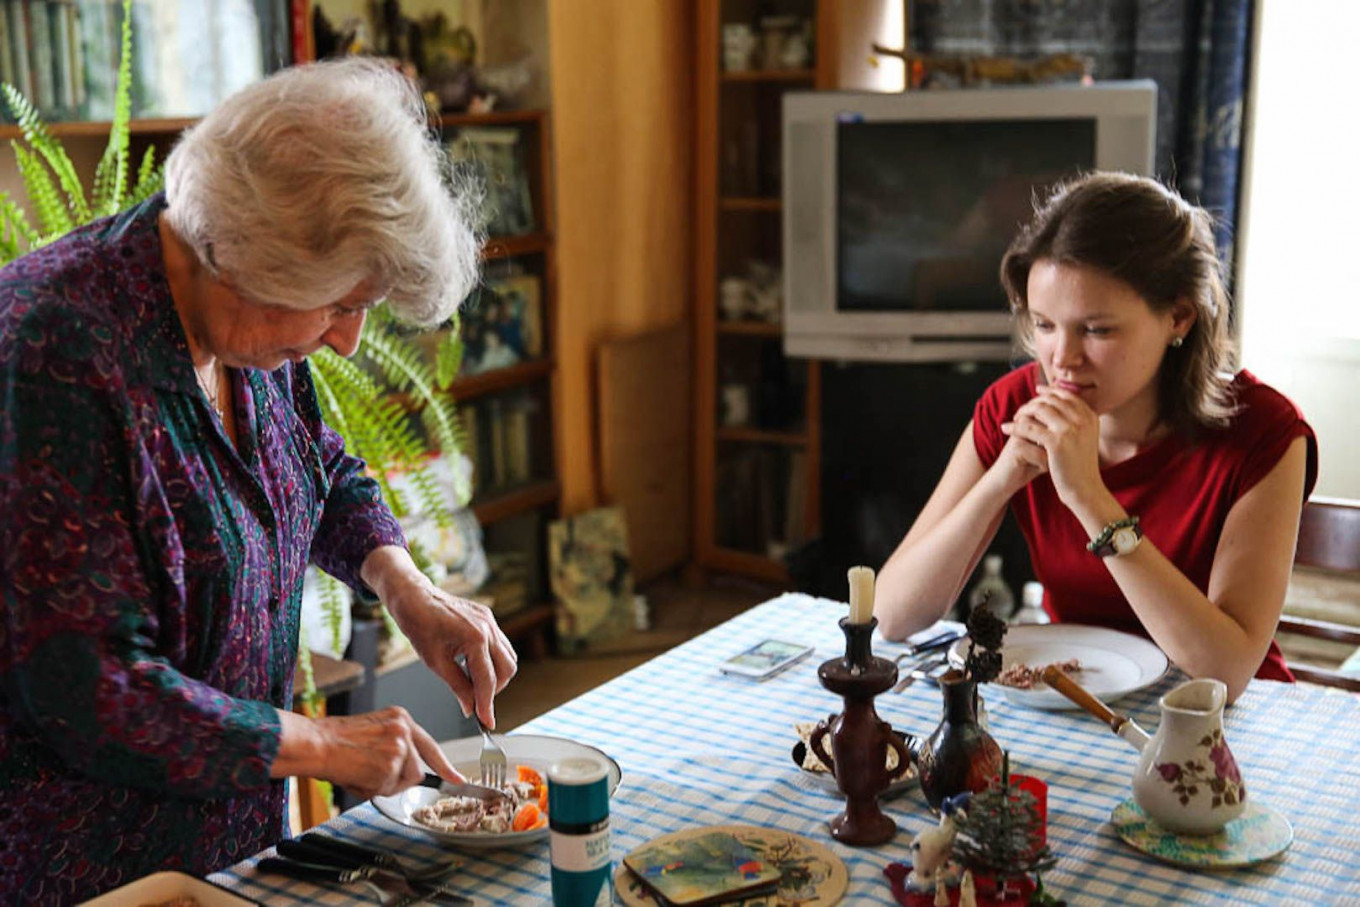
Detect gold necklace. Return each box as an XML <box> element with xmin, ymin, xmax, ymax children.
<box><xmin>196</xmin><ymin>363</ymin><xmax>224</xmax><ymax>419</ymax></box>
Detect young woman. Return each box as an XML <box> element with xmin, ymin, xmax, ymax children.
<box><xmin>874</xmin><ymin>172</ymin><xmax>1316</xmax><ymax>705</ymax></box>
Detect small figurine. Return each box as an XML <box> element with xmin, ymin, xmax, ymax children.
<box><xmin>959</xmin><ymin>869</ymin><xmax>978</xmax><ymax>907</ymax></box>
<box><xmin>907</xmin><ymin>791</ymin><xmax>972</xmax><ymax>890</ymax></box>
<box><xmin>933</xmin><ymin>875</ymin><xmax>949</xmax><ymax>907</ymax></box>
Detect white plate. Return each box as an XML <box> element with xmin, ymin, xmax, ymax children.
<box><xmin>948</xmin><ymin>624</ymin><xmax>1168</xmax><ymax>710</ymax></box>
<box><xmin>79</xmin><ymin>871</ymin><xmax>256</xmax><ymax>905</ymax></box>
<box><xmin>372</xmin><ymin>734</ymin><xmax>622</xmax><ymax>850</ymax></box>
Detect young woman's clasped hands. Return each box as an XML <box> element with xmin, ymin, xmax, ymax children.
<box><xmin>999</xmin><ymin>385</ymin><xmax>1103</xmax><ymax>506</ymax></box>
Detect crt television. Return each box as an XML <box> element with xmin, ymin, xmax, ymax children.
<box><xmin>782</xmin><ymin>81</ymin><xmax>1157</xmax><ymax>363</ymax></box>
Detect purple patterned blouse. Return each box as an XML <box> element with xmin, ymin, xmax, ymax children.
<box><xmin>0</xmin><ymin>195</ymin><xmax>406</xmax><ymax>902</ymax></box>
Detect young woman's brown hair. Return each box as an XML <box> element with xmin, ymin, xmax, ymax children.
<box><xmin>1000</xmin><ymin>171</ymin><xmax>1236</xmax><ymax>434</ymax></box>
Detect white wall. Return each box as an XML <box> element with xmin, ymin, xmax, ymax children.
<box><xmin>1237</xmin><ymin>1</ymin><xmax>1360</xmax><ymax>498</ymax></box>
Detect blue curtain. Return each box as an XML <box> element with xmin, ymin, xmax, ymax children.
<box><xmin>1132</xmin><ymin>0</ymin><xmax>1253</xmax><ymax>274</ymax></box>
<box><xmin>911</xmin><ymin>0</ymin><xmax>1255</xmax><ymax>288</ymax></box>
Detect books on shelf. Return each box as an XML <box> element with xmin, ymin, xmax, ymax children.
<box><xmin>463</xmin><ymin>391</ymin><xmax>539</xmax><ymax>499</ymax></box>
<box><xmin>2</xmin><ymin>1</ymin><xmax>88</xmax><ymax>121</ymax></box>
<box><xmin>2</xmin><ymin>0</ymin><xmax>290</xmax><ymax>124</ymax></box>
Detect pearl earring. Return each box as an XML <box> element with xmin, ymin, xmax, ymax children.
<box><xmin>1170</xmin><ymin>336</ymin><xmax>1184</xmax><ymax>348</ymax></box>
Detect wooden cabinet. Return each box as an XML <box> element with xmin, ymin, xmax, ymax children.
<box><xmin>694</xmin><ymin>0</ymin><xmax>899</xmax><ymax>583</ymax></box>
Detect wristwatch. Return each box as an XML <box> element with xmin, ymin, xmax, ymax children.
<box><xmin>1087</xmin><ymin>516</ymin><xmax>1143</xmax><ymax>558</ymax></box>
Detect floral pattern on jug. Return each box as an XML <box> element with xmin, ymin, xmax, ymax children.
<box><xmin>1155</xmin><ymin>726</ymin><xmax>1245</xmax><ymax>809</ymax></box>
<box><xmin>1129</xmin><ymin>677</ymin><xmax>1247</xmax><ymax>835</ymax></box>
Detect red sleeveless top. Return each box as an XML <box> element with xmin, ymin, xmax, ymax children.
<box><xmin>973</xmin><ymin>364</ymin><xmax>1317</xmax><ymax>682</ymax></box>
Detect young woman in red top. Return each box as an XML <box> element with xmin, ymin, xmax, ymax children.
<box><xmin>874</xmin><ymin>172</ymin><xmax>1316</xmax><ymax>704</ymax></box>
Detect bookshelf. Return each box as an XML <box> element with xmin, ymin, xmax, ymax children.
<box><xmin>440</xmin><ymin>108</ymin><xmax>559</xmax><ymax>650</ymax></box>
<box><xmin>694</xmin><ymin>0</ymin><xmax>898</xmax><ymax>584</ymax></box>
<box><xmin>694</xmin><ymin>0</ymin><xmax>826</xmax><ymax>585</ymax></box>
<box><xmin>0</xmin><ymin>1</ymin><xmax>289</xmax><ymax>127</ymax></box>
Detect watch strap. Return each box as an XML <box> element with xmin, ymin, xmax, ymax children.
<box><xmin>1087</xmin><ymin>516</ymin><xmax>1140</xmax><ymax>557</ymax></box>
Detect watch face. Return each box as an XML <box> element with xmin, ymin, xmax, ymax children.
<box><xmin>1112</xmin><ymin>526</ymin><xmax>1140</xmax><ymax>554</ymax></box>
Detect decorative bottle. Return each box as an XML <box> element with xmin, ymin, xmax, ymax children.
<box><xmin>1012</xmin><ymin>581</ymin><xmax>1051</xmax><ymax>626</ymax></box>
<box><xmin>915</xmin><ymin>671</ymin><xmax>1003</xmax><ymax>812</ymax></box>
<box><xmin>967</xmin><ymin>554</ymin><xmax>1014</xmax><ymax>621</ymax></box>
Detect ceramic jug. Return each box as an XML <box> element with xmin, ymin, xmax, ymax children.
<box><xmin>1121</xmin><ymin>678</ymin><xmax>1246</xmax><ymax>835</ymax></box>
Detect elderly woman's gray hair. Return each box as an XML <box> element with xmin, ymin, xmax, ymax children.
<box><xmin>164</xmin><ymin>57</ymin><xmax>481</xmax><ymax>327</ymax></box>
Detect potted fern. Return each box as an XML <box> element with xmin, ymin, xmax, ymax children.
<box><xmin>1</xmin><ymin>1</ymin><xmax>470</xmax><ymax>700</ymax></box>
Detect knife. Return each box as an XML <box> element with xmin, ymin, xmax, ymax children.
<box><xmin>896</xmin><ymin>628</ymin><xmax>964</xmax><ymax>661</ymax></box>
<box><xmin>299</xmin><ymin>831</ymin><xmax>403</xmax><ymax>870</ymax></box>
<box><xmin>420</xmin><ymin>772</ymin><xmax>514</xmax><ymax>806</ymax></box>
<box><xmin>300</xmin><ymin>832</ymin><xmax>465</xmax><ymax>886</ymax></box>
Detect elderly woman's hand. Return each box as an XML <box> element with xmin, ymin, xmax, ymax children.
<box><xmin>361</xmin><ymin>546</ymin><xmax>518</xmax><ymax>727</ymax></box>
<box><xmin>274</xmin><ymin>706</ymin><xmax>466</xmax><ymax>799</ymax></box>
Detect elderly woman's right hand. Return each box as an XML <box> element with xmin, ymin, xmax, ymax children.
<box><xmin>360</xmin><ymin>545</ymin><xmax>518</xmax><ymax>727</ymax></box>
<box><xmin>273</xmin><ymin>706</ymin><xmax>464</xmax><ymax>799</ymax></box>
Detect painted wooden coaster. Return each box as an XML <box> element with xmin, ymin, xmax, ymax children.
<box><xmin>613</xmin><ymin>824</ymin><xmax>848</xmax><ymax>906</ymax></box>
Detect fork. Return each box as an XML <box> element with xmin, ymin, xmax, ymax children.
<box><xmin>892</xmin><ymin>654</ymin><xmax>949</xmax><ymax>693</ymax></box>
<box><xmin>476</xmin><ymin>718</ymin><xmax>508</xmax><ymax>789</ymax></box>
<box><xmin>259</xmin><ymin>854</ymin><xmax>468</xmax><ymax>905</ymax></box>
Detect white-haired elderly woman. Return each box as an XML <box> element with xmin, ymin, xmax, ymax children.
<box><xmin>0</xmin><ymin>58</ymin><xmax>514</xmax><ymax>902</ymax></box>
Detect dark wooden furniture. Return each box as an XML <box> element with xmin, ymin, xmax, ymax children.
<box><xmin>693</xmin><ymin>0</ymin><xmax>899</xmax><ymax>584</ymax></box>
<box><xmin>1279</xmin><ymin>496</ymin><xmax>1360</xmax><ymax>692</ymax></box>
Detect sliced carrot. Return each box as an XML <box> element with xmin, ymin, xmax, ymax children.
<box><xmin>512</xmin><ymin>802</ymin><xmax>541</xmax><ymax>832</ymax></box>
<box><xmin>537</xmin><ymin>783</ymin><xmax>549</xmax><ymax>812</ymax></box>
<box><xmin>517</xmin><ymin>765</ymin><xmax>544</xmax><ymax>787</ymax></box>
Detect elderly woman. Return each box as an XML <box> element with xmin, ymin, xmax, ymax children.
<box><xmin>0</xmin><ymin>59</ymin><xmax>515</xmax><ymax>901</ymax></box>
<box><xmin>875</xmin><ymin>172</ymin><xmax>1317</xmax><ymax>704</ymax></box>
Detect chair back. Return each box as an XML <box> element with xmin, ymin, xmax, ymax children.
<box><xmin>1281</xmin><ymin>496</ymin><xmax>1360</xmax><ymax>691</ymax></box>
<box><xmin>1295</xmin><ymin>496</ymin><xmax>1360</xmax><ymax>573</ymax></box>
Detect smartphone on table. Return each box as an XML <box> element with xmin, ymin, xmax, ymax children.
<box><xmin>719</xmin><ymin>639</ymin><xmax>815</xmax><ymax>679</ymax></box>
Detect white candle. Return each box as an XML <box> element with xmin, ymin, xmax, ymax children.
<box><xmin>847</xmin><ymin>565</ymin><xmax>875</xmax><ymax>625</ymax></box>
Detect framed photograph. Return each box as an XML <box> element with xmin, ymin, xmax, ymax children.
<box><xmin>446</xmin><ymin>126</ymin><xmax>536</xmax><ymax>238</ymax></box>
<box><xmin>461</xmin><ymin>273</ymin><xmax>543</xmax><ymax>375</ymax></box>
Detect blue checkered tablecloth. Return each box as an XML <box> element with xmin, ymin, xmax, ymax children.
<box><xmin>213</xmin><ymin>593</ymin><xmax>1360</xmax><ymax>905</ymax></box>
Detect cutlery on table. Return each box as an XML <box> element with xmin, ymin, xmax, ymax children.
<box><xmin>892</xmin><ymin>655</ymin><xmax>949</xmax><ymax>693</ymax></box>
<box><xmin>300</xmin><ymin>831</ymin><xmax>465</xmax><ymax>884</ymax></box>
<box><xmin>265</xmin><ymin>838</ymin><xmax>469</xmax><ymax>904</ymax></box>
<box><xmin>1040</xmin><ymin>664</ymin><xmax>1139</xmax><ymax>735</ymax></box>
<box><xmin>259</xmin><ymin>854</ymin><xmax>469</xmax><ymax>905</ymax></box>
<box><xmin>419</xmin><ymin>773</ymin><xmax>514</xmax><ymax>809</ymax></box>
<box><xmin>894</xmin><ymin>628</ymin><xmax>965</xmax><ymax>663</ymax></box>
<box><xmin>476</xmin><ymin>719</ymin><xmax>508</xmax><ymax>789</ymax></box>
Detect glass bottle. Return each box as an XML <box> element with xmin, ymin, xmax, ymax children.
<box><xmin>1013</xmin><ymin>581</ymin><xmax>1051</xmax><ymax>625</ymax></box>
<box><xmin>967</xmin><ymin>554</ymin><xmax>1015</xmax><ymax>621</ymax></box>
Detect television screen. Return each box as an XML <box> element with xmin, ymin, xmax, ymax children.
<box><xmin>836</xmin><ymin>119</ymin><xmax>1096</xmax><ymax>313</ymax></box>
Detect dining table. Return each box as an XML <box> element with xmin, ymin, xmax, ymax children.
<box><xmin>212</xmin><ymin>592</ymin><xmax>1360</xmax><ymax>906</ymax></box>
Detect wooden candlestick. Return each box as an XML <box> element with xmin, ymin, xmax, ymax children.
<box><xmin>809</xmin><ymin>617</ymin><xmax>914</xmax><ymax>846</ymax></box>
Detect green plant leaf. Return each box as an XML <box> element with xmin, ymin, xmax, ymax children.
<box><xmin>129</xmin><ymin>146</ymin><xmax>165</xmax><ymax>205</ymax></box>
<box><xmin>1</xmin><ymin>83</ymin><xmax>90</xmax><ymax>224</ymax></box>
<box><xmin>434</xmin><ymin>318</ymin><xmax>464</xmax><ymax>388</ymax></box>
<box><xmin>92</xmin><ymin>0</ymin><xmax>135</xmax><ymax>215</ymax></box>
<box><xmin>0</xmin><ymin>191</ymin><xmax>40</xmax><ymax>264</ymax></box>
<box><xmin>12</xmin><ymin>144</ymin><xmax>72</xmax><ymax>239</ymax></box>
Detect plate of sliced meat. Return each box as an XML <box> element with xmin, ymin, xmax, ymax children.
<box><xmin>373</xmin><ymin>734</ymin><xmax>621</xmax><ymax>849</ymax></box>
<box><xmin>947</xmin><ymin>624</ymin><xmax>1169</xmax><ymax>710</ymax></box>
